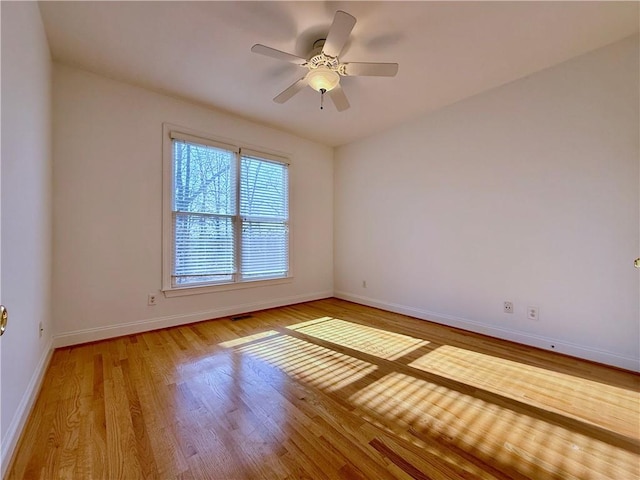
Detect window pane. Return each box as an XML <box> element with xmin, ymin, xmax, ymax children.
<box><xmin>173</xmin><ymin>213</ymin><xmax>235</xmax><ymax>286</ymax></box>
<box><xmin>240</xmin><ymin>156</ymin><xmax>288</xmax><ymax>219</ymax></box>
<box><xmin>241</xmin><ymin>221</ymin><xmax>288</xmax><ymax>279</ymax></box>
<box><xmin>173</xmin><ymin>140</ymin><xmax>236</xmax><ymax>215</ymax></box>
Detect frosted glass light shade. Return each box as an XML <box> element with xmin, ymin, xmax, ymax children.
<box><xmin>307</xmin><ymin>66</ymin><xmax>340</xmax><ymax>92</ymax></box>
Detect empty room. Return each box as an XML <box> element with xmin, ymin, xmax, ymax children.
<box><xmin>1</xmin><ymin>1</ymin><xmax>638</xmax><ymax>479</ymax></box>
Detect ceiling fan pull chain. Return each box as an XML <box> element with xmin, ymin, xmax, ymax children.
<box><xmin>320</xmin><ymin>88</ymin><xmax>326</xmax><ymax>110</ymax></box>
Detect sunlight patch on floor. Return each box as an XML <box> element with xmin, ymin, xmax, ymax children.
<box><xmin>348</xmin><ymin>371</ymin><xmax>635</xmax><ymax>480</ymax></box>
<box><xmin>232</xmin><ymin>334</ymin><xmax>377</xmax><ymax>392</ymax></box>
<box><xmin>218</xmin><ymin>330</ymin><xmax>281</xmax><ymax>348</ymax></box>
<box><xmin>409</xmin><ymin>344</ymin><xmax>640</xmax><ymax>438</ymax></box>
<box><xmin>287</xmin><ymin>317</ymin><xmax>430</xmax><ymax>361</ymax></box>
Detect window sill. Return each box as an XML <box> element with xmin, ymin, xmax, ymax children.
<box><xmin>162</xmin><ymin>276</ymin><xmax>293</xmax><ymax>298</ymax></box>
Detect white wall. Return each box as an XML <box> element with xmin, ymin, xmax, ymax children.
<box><xmin>0</xmin><ymin>1</ymin><xmax>54</xmax><ymax>474</ymax></box>
<box><xmin>52</xmin><ymin>65</ymin><xmax>334</xmax><ymax>345</ymax></box>
<box><xmin>335</xmin><ymin>36</ymin><xmax>639</xmax><ymax>371</ymax></box>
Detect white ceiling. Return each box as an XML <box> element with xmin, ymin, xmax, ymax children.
<box><xmin>39</xmin><ymin>1</ymin><xmax>639</xmax><ymax>147</ymax></box>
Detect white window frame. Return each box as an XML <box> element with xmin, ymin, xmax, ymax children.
<box><xmin>162</xmin><ymin>123</ymin><xmax>292</xmax><ymax>297</ymax></box>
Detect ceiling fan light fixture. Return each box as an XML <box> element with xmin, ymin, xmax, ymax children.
<box><xmin>307</xmin><ymin>66</ymin><xmax>340</xmax><ymax>92</ymax></box>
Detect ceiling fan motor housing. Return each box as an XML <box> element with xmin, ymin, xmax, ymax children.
<box><xmin>307</xmin><ymin>42</ymin><xmax>342</xmax><ymax>75</ymax></box>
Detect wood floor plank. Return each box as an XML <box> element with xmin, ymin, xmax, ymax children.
<box><xmin>7</xmin><ymin>298</ymin><xmax>640</xmax><ymax>479</ymax></box>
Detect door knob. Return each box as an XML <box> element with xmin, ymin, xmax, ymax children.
<box><xmin>0</xmin><ymin>305</ymin><xmax>7</xmax><ymax>336</ymax></box>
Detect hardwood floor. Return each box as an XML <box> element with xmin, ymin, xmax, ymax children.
<box><xmin>7</xmin><ymin>298</ymin><xmax>640</xmax><ymax>479</ymax></box>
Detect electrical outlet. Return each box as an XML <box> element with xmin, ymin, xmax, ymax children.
<box><xmin>504</xmin><ymin>301</ymin><xmax>513</xmax><ymax>314</ymax></box>
<box><xmin>148</xmin><ymin>294</ymin><xmax>157</xmax><ymax>306</ymax></box>
<box><xmin>527</xmin><ymin>306</ymin><xmax>539</xmax><ymax>321</ymax></box>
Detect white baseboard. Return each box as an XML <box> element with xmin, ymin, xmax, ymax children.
<box><xmin>335</xmin><ymin>291</ymin><xmax>640</xmax><ymax>372</ymax></box>
<box><xmin>53</xmin><ymin>291</ymin><xmax>333</xmax><ymax>348</ymax></box>
<box><xmin>1</xmin><ymin>337</ymin><xmax>54</xmax><ymax>478</ymax></box>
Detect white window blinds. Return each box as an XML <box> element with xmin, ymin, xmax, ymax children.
<box><xmin>170</xmin><ymin>132</ymin><xmax>289</xmax><ymax>288</ymax></box>
<box><xmin>240</xmin><ymin>154</ymin><xmax>289</xmax><ymax>280</ymax></box>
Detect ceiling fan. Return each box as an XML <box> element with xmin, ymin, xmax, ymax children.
<box><xmin>251</xmin><ymin>10</ymin><xmax>399</xmax><ymax>112</ymax></box>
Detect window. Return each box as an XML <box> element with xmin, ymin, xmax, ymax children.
<box><xmin>163</xmin><ymin>126</ymin><xmax>290</xmax><ymax>294</ymax></box>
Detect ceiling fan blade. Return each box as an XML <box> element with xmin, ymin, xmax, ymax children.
<box><xmin>343</xmin><ymin>62</ymin><xmax>399</xmax><ymax>77</ymax></box>
<box><xmin>273</xmin><ymin>77</ymin><xmax>309</xmax><ymax>103</ymax></box>
<box><xmin>251</xmin><ymin>44</ymin><xmax>307</xmax><ymax>65</ymax></box>
<box><xmin>322</xmin><ymin>11</ymin><xmax>356</xmax><ymax>58</ymax></box>
<box><xmin>328</xmin><ymin>84</ymin><xmax>350</xmax><ymax>112</ymax></box>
